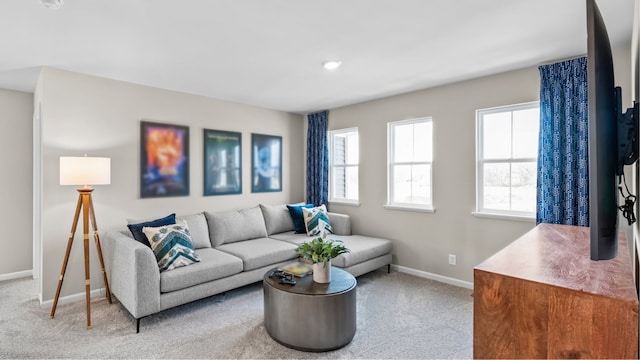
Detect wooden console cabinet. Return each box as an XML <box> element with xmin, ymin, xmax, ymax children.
<box><xmin>474</xmin><ymin>223</ymin><xmax>638</xmax><ymax>359</ymax></box>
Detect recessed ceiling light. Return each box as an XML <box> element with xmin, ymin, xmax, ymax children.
<box><xmin>40</xmin><ymin>0</ymin><xmax>64</xmax><ymax>10</ymax></box>
<box><xmin>322</xmin><ymin>60</ymin><xmax>342</xmax><ymax>70</ymax></box>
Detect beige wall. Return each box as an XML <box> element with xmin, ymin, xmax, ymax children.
<box><xmin>37</xmin><ymin>68</ymin><xmax>305</xmax><ymax>302</ymax></box>
<box><xmin>0</xmin><ymin>89</ymin><xmax>33</xmax><ymax>276</ymax></box>
<box><xmin>327</xmin><ymin>45</ymin><xmax>631</xmax><ymax>283</ymax></box>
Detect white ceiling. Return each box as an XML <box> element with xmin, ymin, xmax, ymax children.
<box><xmin>0</xmin><ymin>0</ymin><xmax>635</xmax><ymax>114</ymax></box>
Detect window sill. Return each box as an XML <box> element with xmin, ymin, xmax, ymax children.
<box><xmin>329</xmin><ymin>200</ymin><xmax>360</xmax><ymax>207</ymax></box>
<box><xmin>384</xmin><ymin>205</ymin><xmax>435</xmax><ymax>213</ymax></box>
<box><xmin>472</xmin><ymin>211</ymin><xmax>535</xmax><ymax>222</ymax></box>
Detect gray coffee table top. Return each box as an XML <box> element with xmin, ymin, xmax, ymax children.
<box><xmin>264</xmin><ymin>266</ymin><xmax>356</xmax><ymax>295</ymax></box>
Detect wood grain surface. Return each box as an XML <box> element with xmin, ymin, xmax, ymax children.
<box><xmin>474</xmin><ymin>223</ymin><xmax>638</xmax><ymax>359</ymax></box>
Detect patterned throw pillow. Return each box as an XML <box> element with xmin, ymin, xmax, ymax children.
<box><xmin>302</xmin><ymin>204</ymin><xmax>333</xmax><ymax>237</ymax></box>
<box><xmin>142</xmin><ymin>221</ymin><xmax>200</xmax><ymax>272</ymax></box>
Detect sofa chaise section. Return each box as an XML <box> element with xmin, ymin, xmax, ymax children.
<box><xmin>263</xmin><ymin>208</ymin><xmax>392</xmax><ymax>277</ymax></box>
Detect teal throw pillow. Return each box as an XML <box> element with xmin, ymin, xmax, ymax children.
<box><xmin>287</xmin><ymin>203</ymin><xmax>314</xmax><ymax>233</ymax></box>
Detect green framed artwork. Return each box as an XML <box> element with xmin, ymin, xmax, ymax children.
<box><xmin>204</xmin><ymin>129</ymin><xmax>242</xmax><ymax>196</ymax></box>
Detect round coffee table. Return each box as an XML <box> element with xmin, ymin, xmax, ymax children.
<box><xmin>263</xmin><ymin>266</ymin><xmax>357</xmax><ymax>352</ymax></box>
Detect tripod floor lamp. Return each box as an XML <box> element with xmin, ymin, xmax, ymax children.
<box><xmin>50</xmin><ymin>156</ymin><xmax>113</xmax><ymax>329</ymax></box>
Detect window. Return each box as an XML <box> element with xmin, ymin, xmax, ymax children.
<box><xmin>329</xmin><ymin>128</ymin><xmax>359</xmax><ymax>203</ymax></box>
<box><xmin>387</xmin><ymin>117</ymin><xmax>433</xmax><ymax>211</ymax></box>
<box><xmin>476</xmin><ymin>102</ymin><xmax>539</xmax><ymax>218</ymax></box>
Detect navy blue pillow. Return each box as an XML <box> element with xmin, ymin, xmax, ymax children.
<box><xmin>127</xmin><ymin>213</ymin><xmax>176</xmax><ymax>248</ymax></box>
<box><xmin>286</xmin><ymin>204</ymin><xmax>314</xmax><ymax>233</ymax></box>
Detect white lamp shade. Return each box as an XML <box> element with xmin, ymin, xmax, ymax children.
<box><xmin>60</xmin><ymin>156</ymin><xmax>111</xmax><ymax>186</ymax></box>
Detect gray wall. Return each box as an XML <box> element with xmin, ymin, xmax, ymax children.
<box><xmin>0</xmin><ymin>89</ymin><xmax>33</xmax><ymax>276</ymax></box>
<box><xmin>36</xmin><ymin>68</ymin><xmax>305</xmax><ymax>302</ymax></box>
<box><xmin>327</xmin><ymin>45</ymin><xmax>631</xmax><ymax>283</ymax></box>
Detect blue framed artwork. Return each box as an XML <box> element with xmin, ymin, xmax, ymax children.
<box><xmin>140</xmin><ymin>120</ymin><xmax>189</xmax><ymax>198</ymax></box>
<box><xmin>204</xmin><ymin>129</ymin><xmax>242</xmax><ymax>196</ymax></box>
<box><xmin>251</xmin><ymin>133</ymin><xmax>282</xmax><ymax>193</ymax></box>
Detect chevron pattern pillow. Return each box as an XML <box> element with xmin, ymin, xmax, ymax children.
<box><xmin>143</xmin><ymin>221</ymin><xmax>200</xmax><ymax>272</ymax></box>
<box><xmin>302</xmin><ymin>204</ymin><xmax>333</xmax><ymax>237</ymax></box>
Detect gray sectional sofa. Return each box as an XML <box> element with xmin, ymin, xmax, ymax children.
<box><xmin>102</xmin><ymin>204</ymin><xmax>393</xmax><ymax>332</ymax></box>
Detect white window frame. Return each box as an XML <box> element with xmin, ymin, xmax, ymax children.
<box><xmin>475</xmin><ymin>101</ymin><xmax>539</xmax><ymax>221</ymax></box>
<box><xmin>386</xmin><ymin>117</ymin><xmax>434</xmax><ymax>213</ymax></box>
<box><xmin>328</xmin><ymin>127</ymin><xmax>359</xmax><ymax>205</ymax></box>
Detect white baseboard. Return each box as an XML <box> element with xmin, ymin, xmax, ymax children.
<box><xmin>0</xmin><ymin>270</ymin><xmax>33</xmax><ymax>282</ymax></box>
<box><xmin>391</xmin><ymin>264</ymin><xmax>474</xmax><ymax>289</ymax></box>
<box><xmin>33</xmin><ymin>267</ymin><xmax>470</xmax><ymax>308</ymax></box>
<box><xmin>40</xmin><ymin>288</ymin><xmax>106</xmax><ymax>309</ymax></box>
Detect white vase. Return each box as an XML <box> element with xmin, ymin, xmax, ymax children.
<box><xmin>312</xmin><ymin>260</ymin><xmax>331</xmax><ymax>283</ymax></box>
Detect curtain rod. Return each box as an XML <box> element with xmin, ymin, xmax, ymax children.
<box><xmin>538</xmin><ymin>54</ymin><xmax>587</xmax><ymax>66</ymax></box>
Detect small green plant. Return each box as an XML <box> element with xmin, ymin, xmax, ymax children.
<box><xmin>295</xmin><ymin>237</ymin><xmax>350</xmax><ymax>264</ymax></box>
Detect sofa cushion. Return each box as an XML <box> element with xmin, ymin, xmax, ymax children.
<box><xmin>268</xmin><ymin>231</ymin><xmax>310</xmax><ymax>246</ymax></box>
<box><xmin>127</xmin><ymin>213</ymin><xmax>176</xmax><ymax>248</ymax></box>
<box><xmin>143</xmin><ymin>221</ymin><xmax>200</xmax><ymax>272</ymax></box>
<box><xmin>286</xmin><ymin>203</ymin><xmax>314</xmax><ymax>233</ymax></box>
<box><xmin>177</xmin><ymin>212</ymin><xmax>211</xmax><ymax>249</ymax></box>
<box><xmin>303</xmin><ymin>205</ymin><xmax>333</xmax><ymax>237</ymax></box>
<box><xmin>159</xmin><ymin>248</ymin><xmax>244</xmax><ymax>293</ymax></box>
<box><xmin>327</xmin><ymin>235</ymin><xmax>393</xmax><ymax>268</ymax></box>
<box><xmin>205</xmin><ymin>207</ymin><xmax>268</xmax><ymax>247</ymax></box>
<box><xmin>260</xmin><ymin>204</ymin><xmax>296</xmax><ymax>235</ymax></box>
<box><xmin>216</xmin><ymin>238</ymin><xmax>298</xmax><ymax>271</ymax></box>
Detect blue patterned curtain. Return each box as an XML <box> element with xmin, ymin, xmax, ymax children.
<box><xmin>307</xmin><ymin>111</ymin><xmax>329</xmax><ymax>206</ymax></box>
<box><xmin>536</xmin><ymin>57</ymin><xmax>589</xmax><ymax>226</ymax></box>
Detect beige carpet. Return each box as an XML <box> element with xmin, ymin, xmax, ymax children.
<box><xmin>0</xmin><ymin>269</ymin><xmax>473</xmax><ymax>359</ymax></box>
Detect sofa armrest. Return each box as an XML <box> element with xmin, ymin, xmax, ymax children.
<box><xmin>103</xmin><ymin>229</ymin><xmax>161</xmax><ymax>319</ymax></box>
<box><xmin>328</xmin><ymin>212</ymin><xmax>351</xmax><ymax>236</ymax></box>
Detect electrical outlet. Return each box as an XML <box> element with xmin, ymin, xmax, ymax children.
<box><xmin>448</xmin><ymin>254</ymin><xmax>457</xmax><ymax>265</ymax></box>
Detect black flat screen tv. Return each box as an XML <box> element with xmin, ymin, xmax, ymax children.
<box><xmin>587</xmin><ymin>0</ymin><xmax>639</xmax><ymax>260</ymax></box>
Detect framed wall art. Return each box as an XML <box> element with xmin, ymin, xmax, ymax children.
<box><xmin>203</xmin><ymin>129</ymin><xmax>242</xmax><ymax>196</ymax></box>
<box><xmin>251</xmin><ymin>133</ymin><xmax>282</xmax><ymax>193</ymax></box>
<box><xmin>140</xmin><ymin>121</ymin><xmax>190</xmax><ymax>198</ymax></box>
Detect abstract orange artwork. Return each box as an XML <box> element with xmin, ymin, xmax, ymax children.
<box><xmin>141</xmin><ymin>121</ymin><xmax>189</xmax><ymax>198</ymax></box>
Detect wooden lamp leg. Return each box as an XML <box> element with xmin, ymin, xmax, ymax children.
<box><xmin>50</xmin><ymin>194</ymin><xmax>83</xmax><ymax>320</ymax></box>
<box><xmin>88</xmin><ymin>195</ymin><xmax>112</xmax><ymax>303</ymax></box>
<box><xmin>81</xmin><ymin>190</ymin><xmax>92</xmax><ymax>329</ymax></box>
